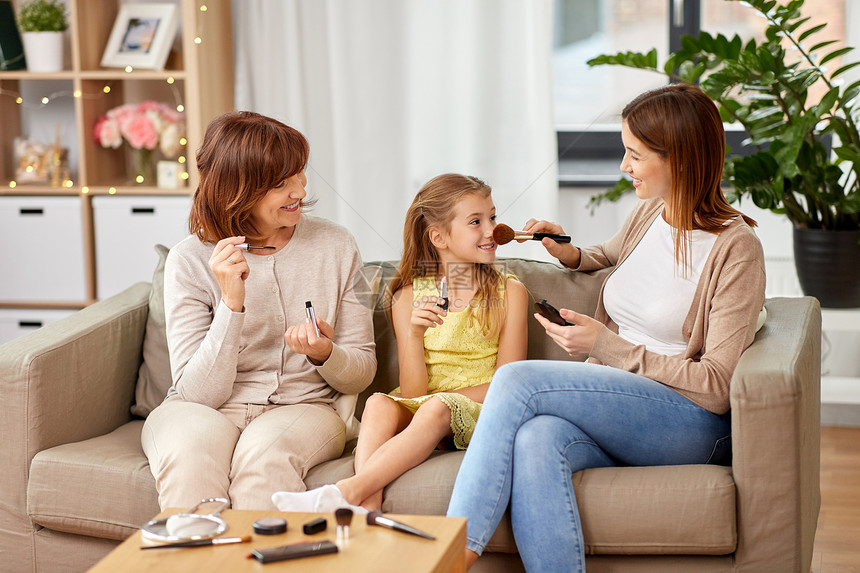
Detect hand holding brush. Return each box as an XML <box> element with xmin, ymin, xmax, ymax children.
<box><xmin>496</xmin><ymin>220</ymin><xmax>581</xmax><ymax>268</ymax></box>
<box><xmin>492</xmin><ymin>223</ymin><xmax>571</xmax><ymax>246</ymax></box>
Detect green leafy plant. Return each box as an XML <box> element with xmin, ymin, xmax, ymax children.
<box><xmin>587</xmin><ymin>0</ymin><xmax>860</xmax><ymax>230</ymax></box>
<box><xmin>17</xmin><ymin>0</ymin><xmax>68</xmax><ymax>33</ymax></box>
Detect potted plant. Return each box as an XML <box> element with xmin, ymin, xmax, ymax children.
<box><xmin>17</xmin><ymin>0</ymin><xmax>68</xmax><ymax>73</ymax></box>
<box><xmin>587</xmin><ymin>0</ymin><xmax>860</xmax><ymax>307</ymax></box>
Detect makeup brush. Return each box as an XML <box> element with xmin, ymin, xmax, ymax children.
<box><xmin>492</xmin><ymin>223</ymin><xmax>571</xmax><ymax>246</ymax></box>
<box><xmin>366</xmin><ymin>511</ymin><xmax>436</xmax><ymax>540</ymax></box>
<box><xmin>235</xmin><ymin>243</ymin><xmax>276</xmax><ymax>250</ymax></box>
<box><xmin>141</xmin><ymin>535</ymin><xmax>251</xmax><ymax>549</ymax></box>
<box><xmin>335</xmin><ymin>508</ymin><xmax>353</xmax><ymax>549</ymax></box>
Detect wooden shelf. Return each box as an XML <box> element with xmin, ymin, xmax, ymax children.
<box><xmin>0</xmin><ymin>300</ymin><xmax>93</xmax><ymax>310</ymax></box>
<box><xmin>1</xmin><ymin>0</ymin><xmax>234</xmax><ymax>310</ymax></box>
<box><xmin>0</xmin><ymin>71</ymin><xmax>78</xmax><ymax>80</ymax></box>
<box><xmin>2</xmin><ymin>185</ymin><xmax>193</xmax><ymax>197</ymax></box>
<box><xmin>0</xmin><ymin>70</ymin><xmax>192</xmax><ymax>80</ymax></box>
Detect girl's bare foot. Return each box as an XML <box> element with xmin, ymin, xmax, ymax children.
<box><xmin>465</xmin><ymin>548</ymin><xmax>479</xmax><ymax>570</ymax></box>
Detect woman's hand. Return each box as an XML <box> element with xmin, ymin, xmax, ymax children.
<box><xmin>522</xmin><ymin>219</ymin><xmax>581</xmax><ymax>268</ymax></box>
<box><xmin>210</xmin><ymin>237</ymin><xmax>250</xmax><ymax>312</ymax></box>
<box><xmin>409</xmin><ymin>296</ymin><xmax>447</xmax><ymax>337</ymax></box>
<box><xmin>285</xmin><ymin>316</ymin><xmax>334</xmax><ymax>365</ymax></box>
<box><xmin>534</xmin><ymin>308</ymin><xmax>602</xmax><ymax>358</ymax></box>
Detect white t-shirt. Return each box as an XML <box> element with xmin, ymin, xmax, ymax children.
<box><xmin>602</xmin><ymin>211</ymin><xmax>719</xmax><ymax>356</ymax></box>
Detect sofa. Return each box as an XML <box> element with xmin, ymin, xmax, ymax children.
<box><xmin>0</xmin><ymin>255</ymin><xmax>821</xmax><ymax>572</ymax></box>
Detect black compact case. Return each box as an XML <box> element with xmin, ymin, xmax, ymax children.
<box><xmin>534</xmin><ymin>299</ymin><xmax>575</xmax><ymax>326</ymax></box>
<box><xmin>253</xmin><ymin>517</ymin><xmax>287</xmax><ymax>535</ymax></box>
<box><xmin>302</xmin><ymin>517</ymin><xmax>327</xmax><ymax>535</ymax></box>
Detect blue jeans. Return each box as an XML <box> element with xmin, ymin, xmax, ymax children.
<box><xmin>446</xmin><ymin>360</ymin><xmax>731</xmax><ymax>573</ymax></box>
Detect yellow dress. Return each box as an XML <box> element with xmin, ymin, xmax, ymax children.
<box><xmin>386</xmin><ymin>275</ymin><xmax>509</xmax><ymax>449</ymax></box>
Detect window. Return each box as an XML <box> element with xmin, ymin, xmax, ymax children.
<box><xmin>553</xmin><ymin>0</ymin><xmax>669</xmax><ymax>128</ymax></box>
<box><xmin>554</xmin><ymin>0</ymin><xmax>848</xmax><ymax>186</ymax></box>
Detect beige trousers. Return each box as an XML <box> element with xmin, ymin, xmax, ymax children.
<box><xmin>142</xmin><ymin>395</ymin><xmax>346</xmax><ymax>510</ymax></box>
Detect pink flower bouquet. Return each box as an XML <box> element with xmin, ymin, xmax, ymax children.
<box><xmin>93</xmin><ymin>101</ymin><xmax>185</xmax><ymax>157</ymax></box>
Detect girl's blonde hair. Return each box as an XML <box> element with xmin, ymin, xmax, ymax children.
<box><xmin>388</xmin><ymin>173</ymin><xmax>505</xmax><ymax>338</ymax></box>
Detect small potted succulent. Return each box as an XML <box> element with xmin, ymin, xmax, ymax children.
<box><xmin>17</xmin><ymin>0</ymin><xmax>68</xmax><ymax>73</ymax></box>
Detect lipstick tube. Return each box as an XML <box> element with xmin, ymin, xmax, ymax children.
<box><xmin>305</xmin><ymin>301</ymin><xmax>321</xmax><ymax>337</ymax></box>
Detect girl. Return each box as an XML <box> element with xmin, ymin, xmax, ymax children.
<box><xmin>273</xmin><ymin>173</ymin><xmax>529</xmax><ymax>513</ymax></box>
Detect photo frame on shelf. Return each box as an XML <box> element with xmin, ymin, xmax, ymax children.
<box><xmin>100</xmin><ymin>3</ymin><xmax>178</xmax><ymax>70</ymax></box>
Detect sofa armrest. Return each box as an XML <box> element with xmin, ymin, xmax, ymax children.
<box><xmin>0</xmin><ymin>282</ymin><xmax>150</xmax><ymax>458</ymax></box>
<box><xmin>0</xmin><ymin>282</ymin><xmax>150</xmax><ymax>564</ymax></box>
<box><xmin>729</xmin><ymin>296</ymin><xmax>821</xmax><ymax>572</ymax></box>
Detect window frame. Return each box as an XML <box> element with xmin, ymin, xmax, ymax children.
<box><xmin>556</xmin><ymin>0</ymin><xmax>721</xmax><ymax>188</ymax></box>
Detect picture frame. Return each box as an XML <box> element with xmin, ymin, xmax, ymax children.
<box><xmin>100</xmin><ymin>3</ymin><xmax>178</xmax><ymax>70</ymax></box>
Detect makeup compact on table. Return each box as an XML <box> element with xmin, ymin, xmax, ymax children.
<box><xmin>88</xmin><ymin>509</ymin><xmax>466</xmax><ymax>573</ymax></box>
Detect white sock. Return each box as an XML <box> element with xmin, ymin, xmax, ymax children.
<box><xmin>272</xmin><ymin>484</ymin><xmax>367</xmax><ymax>514</ymax></box>
<box><xmin>272</xmin><ymin>485</ymin><xmax>329</xmax><ymax>512</ymax></box>
<box><xmin>313</xmin><ymin>484</ymin><xmax>367</xmax><ymax>514</ymax></box>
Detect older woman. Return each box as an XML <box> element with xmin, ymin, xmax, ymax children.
<box><xmin>142</xmin><ymin>111</ymin><xmax>376</xmax><ymax>510</ymax></box>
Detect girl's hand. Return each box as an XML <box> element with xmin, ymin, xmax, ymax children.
<box><xmin>210</xmin><ymin>237</ymin><xmax>250</xmax><ymax>312</ymax></box>
<box><xmin>534</xmin><ymin>308</ymin><xmax>601</xmax><ymax>358</ymax></box>
<box><xmin>409</xmin><ymin>296</ymin><xmax>447</xmax><ymax>337</ymax></box>
<box><xmin>522</xmin><ymin>218</ymin><xmax>581</xmax><ymax>268</ymax></box>
<box><xmin>285</xmin><ymin>316</ymin><xmax>334</xmax><ymax>365</ymax></box>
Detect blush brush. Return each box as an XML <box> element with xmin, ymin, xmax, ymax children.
<box><xmin>492</xmin><ymin>223</ymin><xmax>571</xmax><ymax>246</ymax></box>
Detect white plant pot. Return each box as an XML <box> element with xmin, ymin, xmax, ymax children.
<box><xmin>22</xmin><ymin>31</ymin><xmax>64</xmax><ymax>73</ymax></box>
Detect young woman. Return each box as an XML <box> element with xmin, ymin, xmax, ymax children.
<box><xmin>447</xmin><ymin>84</ymin><xmax>766</xmax><ymax>572</ymax></box>
<box><xmin>273</xmin><ymin>173</ymin><xmax>529</xmax><ymax>513</ymax></box>
<box><xmin>142</xmin><ymin>111</ymin><xmax>376</xmax><ymax>510</ymax></box>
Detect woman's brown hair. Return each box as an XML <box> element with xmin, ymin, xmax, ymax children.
<box><xmin>188</xmin><ymin>111</ymin><xmax>311</xmax><ymax>243</ymax></box>
<box><xmin>388</xmin><ymin>174</ymin><xmax>505</xmax><ymax>338</ymax></box>
<box><xmin>622</xmin><ymin>83</ymin><xmax>756</xmax><ymax>273</ymax></box>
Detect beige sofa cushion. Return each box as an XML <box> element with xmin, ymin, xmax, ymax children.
<box><xmin>27</xmin><ymin>421</ymin><xmax>158</xmax><ymax>541</ymax></box>
<box><xmin>131</xmin><ymin>244</ymin><xmax>172</xmax><ymax>418</ymax></box>
<box><xmin>576</xmin><ymin>465</ymin><xmax>736</xmax><ymax>555</ymax></box>
<box><xmin>307</xmin><ymin>452</ymin><xmax>736</xmax><ymax>555</ymax></box>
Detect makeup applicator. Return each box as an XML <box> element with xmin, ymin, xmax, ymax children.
<box><xmin>366</xmin><ymin>511</ymin><xmax>436</xmax><ymax>540</ymax></box>
<box><xmin>492</xmin><ymin>223</ymin><xmax>571</xmax><ymax>246</ymax></box>
<box><xmin>335</xmin><ymin>508</ymin><xmax>353</xmax><ymax>549</ymax></box>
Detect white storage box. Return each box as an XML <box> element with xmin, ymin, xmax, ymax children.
<box><xmin>0</xmin><ymin>308</ymin><xmax>77</xmax><ymax>346</ymax></box>
<box><xmin>93</xmin><ymin>195</ymin><xmax>191</xmax><ymax>299</ymax></box>
<box><xmin>0</xmin><ymin>196</ymin><xmax>87</xmax><ymax>302</ymax></box>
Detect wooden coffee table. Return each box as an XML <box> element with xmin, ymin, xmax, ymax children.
<box><xmin>87</xmin><ymin>509</ymin><xmax>466</xmax><ymax>573</ymax></box>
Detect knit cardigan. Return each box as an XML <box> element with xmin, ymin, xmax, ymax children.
<box><xmin>576</xmin><ymin>198</ymin><xmax>766</xmax><ymax>414</ymax></box>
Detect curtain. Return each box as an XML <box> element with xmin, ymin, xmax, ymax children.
<box><xmin>232</xmin><ymin>0</ymin><xmax>557</xmax><ymax>262</ymax></box>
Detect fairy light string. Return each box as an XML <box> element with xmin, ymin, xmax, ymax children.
<box><xmin>2</xmin><ymin>1</ymin><xmax>212</xmax><ymax>190</ymax></box>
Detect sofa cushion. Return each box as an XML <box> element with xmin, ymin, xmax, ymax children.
<box><xmin>576</xmin><ymin>465</ymin><xmax>736</xmax><ymax>555</ymax></box>
<box><xmin>131</xmin><ymin>244</ymin><xmax>172</xmax><ymax>418</ymax></box>
<box><xmin>307</xmin><ymin>452</ymin><xmax>736</xmax><ymax>555</ymax></box>
<box><xmin>28</xmin><ymin>421</ymin><xmax>158</xmax><ymax>540</ymax></box>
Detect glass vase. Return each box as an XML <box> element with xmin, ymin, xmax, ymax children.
<box><xmin>131</xmin><ymin>148</ymin><xmax>155</xmax><ymax>185</ymax></box>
